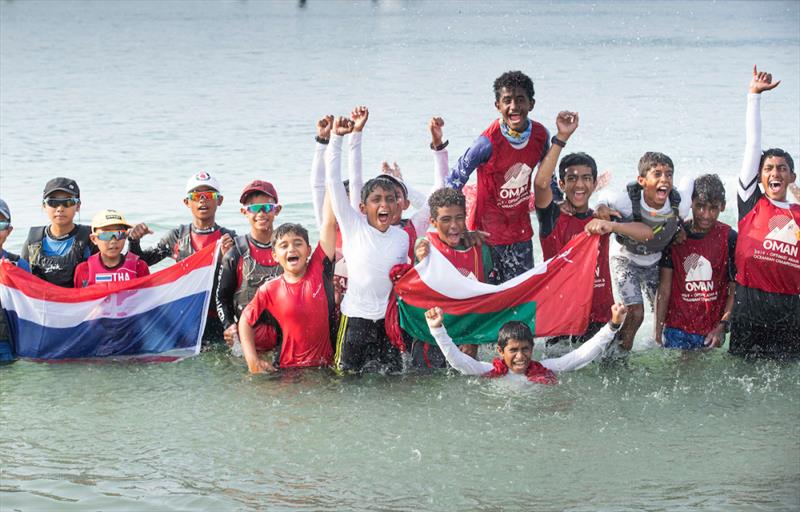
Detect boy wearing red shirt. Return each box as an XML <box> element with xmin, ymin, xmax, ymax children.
<box><xmin>74</xmin><ymin>210</ymin><xmax>149</xmax><ymax>287</ymax></box>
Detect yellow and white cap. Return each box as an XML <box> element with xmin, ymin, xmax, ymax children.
<box><xmin>91</xmin><ymin>209</ymin><xmax>133</xmax><ymax>230</ymax></box>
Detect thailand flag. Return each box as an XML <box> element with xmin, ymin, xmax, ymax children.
<box><xmin>0</xmin><ymin>243</ymin><xmax>219</xmax><ymax>361</ymax></box>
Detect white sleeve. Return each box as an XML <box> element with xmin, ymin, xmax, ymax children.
<box><xmin>407</xmin><ymin>149</ymin><xmax>449</xmax><ymax>235</ymax></box>
<box><xmin>325</xmin><ymin>135</ymin><xmax>361</xmax><ymax>234</ymax></box>
<box><xmin>406</xmin><ymin>182</ymin><xmax>428</xmax><ymax>210</ymax></box>
<box><xmin>348</xmin><ymin>132</ymin><xmax>364</xmax><ymax>211</ymax></box>
<box><xmin>309</xmin><ymin>142</ymin><xmax>327</xmax><ymax>228</ymax></box>
<box><xmin>597</xmin><ymin>188</ymin><xmax>633</xmax><ymax>218</ymax></box>
<box><xmin>676</xmin><ymin>175</ymin><xmax>694</xmax><ymax>218</ymax></box>
<box><xmin>429</xmin><ymin>325</ymin><xmax>492</xmax><ymax>376</ymax></box>
<box><xmin>540</xmin><ymin>324</ymin><xmax>617</xmax><ymax>373</ymax></box>
<box><xmin>738</xmin><ymin>93</ymin><xmax>762</xmax><ymax>202</ymax></box>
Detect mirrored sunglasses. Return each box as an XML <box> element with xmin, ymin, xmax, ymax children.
<box><xmin>186</xmin><ymin>191</ymin><xmax>221</xmax><ymax>202</ymax></box>
<box><xmin>0</xmin><ymin>221</ymin><xmax>10</xmax><ymax>231</ymax></box>
<box><xmin>43</xmin><ymin>197</ymin><xmax>80</xmax><ymax>208</ymax></box>
<box><xmin>95</xmin><ymin>230</ymin><xmax>128</xmax><ymax>242</ymax></box>
<box><xmin>245</xmin><ymin>203</ymin><xmax>278</xmax><ymax>214</ymax></box>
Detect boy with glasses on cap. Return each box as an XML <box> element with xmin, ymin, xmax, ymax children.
<box><xmin>73</xmin><ymin>209</ymin><xmax>150</xmax><ymax>287</ymax></box>
<box><xmin>0</xmin><ymin>199</ymin><xmax>31</xmax><ymax>363</ymax></box>
<box><xmin>127</xmin><ymin>171</ymin><xmax>236</xmax><ymax>342</ymax></box>
<box><xmin>21</xmin><ymin>177</ymin><xmax>95</xmax><ymax>287</ymax></box>
<box><xmin>215</xmin><ymin>180</ymin><xmax>283</xmax><ymax>355</ymax></box>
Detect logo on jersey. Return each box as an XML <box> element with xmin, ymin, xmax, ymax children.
<box><xmin>763</xmin><ymin>216</ymin><xmax>799</xmax><ymax>257</ymax></box>
<box><xmin>456</xmin><ymin>266</ymin><xmax>478</xmax><ymax>281</ymax></box>
<box><xmin>683</xmin><ymin>253</ymin><xmax>714</xmax><ymax>293</ymax></box>
<box><xmin>95</xmin><ymin>273</ymin><xmax>132</xmax><ymax>283</ymax></box>
<box><xmin>498</xmin><ymin>162</ymin><xmax>533</xmax><ymax>206</ymax></box>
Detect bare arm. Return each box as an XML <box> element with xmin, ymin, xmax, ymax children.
<box><xmin>654</xmin><ymin>267</ymin><xmax>673</xmax><ymax>346</ymax></box>
<box><xmin>584</xmin><ymin>219</ymin><xmax>653</xmax><ymax>242</ymax></box>
<box><xmin>534</xmin><ymin>111</ymin><xmax>578</xmax><ymax>209</ymax></box>
<box><xmin>238</xmin><ymin>314</ymin><xmax>275</xmax><ymax>373</ymax></box>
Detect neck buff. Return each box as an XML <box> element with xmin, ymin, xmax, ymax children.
<box><xmin>499</xmin><ymin>118</ymin><xmax>531</xmax><ymax>145</ymax></box>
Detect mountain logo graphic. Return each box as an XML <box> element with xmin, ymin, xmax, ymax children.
<box><xmin>500</xmin><ymin>163</ymin><xmax>533</xmax><ymax>190</ymax></box>
<box><xmin>765</xmin><ymin>216</ymin><xmax>799</xmax><ymax>246</ymax></box>
<box><xmin>683</xmin><ymin>253</ymin><xmax>713</xmax><ymax>282</ymax></box>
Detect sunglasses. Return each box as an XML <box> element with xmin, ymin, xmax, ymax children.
<box><xmin>43</xmin><ymin>197</ymin><xmax>80</xmax><ymax>208</ymax></box>
<box><xmin>94</xmin><ymin>230</ymin><xmax>128</xmax><ymax>242</ymax></box>
<box><xmin>245</xmin><ymin>203</ymin><xmax>279</xmax><ymax>214</ymax></box>
<box><xmin>0</xmin><ymin>221</ymin><xmax>10</xmax><ymax>231</ymax></box>
<box><xmin>186</xmin><ymin>191</ymin><xmax>221</xmax><ymax>202</ymax></box>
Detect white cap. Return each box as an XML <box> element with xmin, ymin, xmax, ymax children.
<box><xmin>185</xmin><ymin>171</ymin><xmax>221</xmax><ymax>194</ymax></box>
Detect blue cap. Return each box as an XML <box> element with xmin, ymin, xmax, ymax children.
<box><xmin>0</xmin><ymin>198</ymin><xmax>10</xmax><ymax>222</ymax></box>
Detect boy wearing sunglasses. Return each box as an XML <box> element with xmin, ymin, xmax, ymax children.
<box><xmin>73</xmin><ymin>210</ymin><xmax>149</xmax><ymax>287</ymax></box>
<box><xmin>0</xmin><ymin>199</ymin><xmax>31</xmax><ymax>363</ymax></box>
<box><xmin>21</xmin><ymin>177</ymin><xmax>96</xmax><ymax>287</ymax></box>
<box><xmin>215</xmin><ymin>180</ymin><xmax>284</xmax><ymax>354</ymax></box>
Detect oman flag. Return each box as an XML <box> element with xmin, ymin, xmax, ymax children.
<box><xmin>394</xmin><ymin>233</ymin><xmax>600</xmax><ymax>345</ymax></box>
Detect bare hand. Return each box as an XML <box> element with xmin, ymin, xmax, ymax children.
<box><xmin>610</xmin><ymin>303</ymin><xmax>628</xmax><ymax>325</ymax></box>
<box><xmin>248</xmin><ymin>358</ymin><xmax>276</xmax><ymax>374</ymax></box>
<box><xmin>333</xmin><ymin>116</ymin><xmax>355</xmax><ymax>136</ymax></box>
<box><xmin>381</xmin><ymin>161</ymin><xmax>403</xmax><ymax>179</ymax></box>
<box><xmin>584</xmin><ymin>219</ymin><xmax>613</xmax><ymax>235</ymax></box>
<box><xmin>350</xmin><ymin>106</ymin><xmax>369</xmax><ymax>132</ymax></box>
<box><xmin>429</xmin><ymin>117</ymin><xmax>445</xmax><ymax>147</ymax></box>
<box><xmin>559</xmin><ymin>201</ymin><xmax>577</xmax><ymax>217</ymax></box>
<box><xmin>704</xmin><ymin>324</ymin><xmax>725</xmax><ymax>348</ymax></box>
<box><xmin>462</xmin><ymin>230</ymin><xmax>489</xmax><ymax>247</ymax></box>
<box><xmin>220</xmin><ymin>233</ymin><xmax>235</xmax><ymax>255</ymax></box>
<box><xmin>671</xmin><ymin>225</ymin><xmax>687</xmax><ymax>246</ymax></box>
<box><xmin>593</xmin><ymin>204</ymin><xmax>621</xmax><ymax>221</ymax></box>
<box><xmin>749</xmin><ymin>65</ymin><xmax>780</xmax><ymax>94</ymax></box>
<box><xmin>596</xmin><ymin>170</ymin><xmax>612</xmax><ymax>191</ymax></box>
<box><xmin>128</xmin><ymin>223</ymin><xmax>153</xmax><ymax>241</ymax></box>
<box><xmin>223</xmin><ymin>325</ymin><xmax>238</xmax><ymax>346</ymax></box>
<box><xmin>425</xmin><ymin>306</ymin><xmax>444</xmax><ymax>329</ymax></box>
<box><xmin>317</xmin><ymin>115</ymin><xmax>334</xmax><ymax>140</ymax></box>
<box><xmin>555</xmin><ymin>111</ymin><xmax>579</xmax><ymax>140</ymax></box>
<box><xmin>654</xmin><ymin>328</ymin><xmax>663</xmax><ymax>346</ymax></box>
<box><xmin>415</xmin><ymin>238</ymin><xmax>430</xmax><ymax>261</ymax></box>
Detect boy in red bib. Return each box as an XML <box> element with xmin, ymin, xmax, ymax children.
<box><xmin>74</xmin><ymin>210</ymin><xmax>149</xmax><ymax>287</ymax></box>
<box><xmin>655</xmin><ymin>175</ymin><xmax>736</xmax><ymax>350</ymax></box>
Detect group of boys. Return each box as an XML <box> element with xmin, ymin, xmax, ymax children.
<box><xmin>1</xmin><ymin>66</ymin><xmax>797</xmax><ymax>380</ymax></box>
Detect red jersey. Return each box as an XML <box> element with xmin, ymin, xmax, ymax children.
<box><xmin>665</xmin><ymin>222</ymin><xmax>732</xmax><ymax>335</ymax></box>
<box><xmin>242</xmin><ymin>245</ymin><xmax>334</xmax><ymax>368</ymax></box>
<box><xmin>468</xmin><ymin>119</ymin><xmax>548</xmax><ymax>246</ymax></box>
<box><xmin>736</xmin><ymin>197</ymin><xmax>800</xmax><ymax>295</ymax></box>
<box><xmin>539</xmin><ymin>212</ymin><xmax>612</xmax><ymax>324</ymax></box>
<box><xmin>189</xmin><ymin>229</ymin><xmax>222</xmax><ymax>253</ymax></box>
<box><xmin>427</xmin><ymin>233</ymin><xmax>485</xmax><ymax>282</ymax></box>
<box><xmin>73</xmin><ymin>252</ymin><xmax>149</xmax><ymax>288</ymax></box>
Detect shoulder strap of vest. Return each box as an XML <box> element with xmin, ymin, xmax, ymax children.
<box><xmin>5</xmin><ymin>252</ymin><xmax>20</xmax><ymax>263</ymax></box>
<box><xmin>626</xmin><ymin>181</ymin><xmax>643</xmax><ymax>221</ymax></box>
<box><xmin>27</xmin><ymin>226</ymin><xmax>47</xmax><ymax>245</ymax></box>
<box><xmin>669</xmin><ymin>189</ymin><xmax>681</xmax><ymax>218</ymax></box>
<box><xmin>234</xmin><ymin>235</ymin><xmax>249</xmax><ymax>258</ymax></box>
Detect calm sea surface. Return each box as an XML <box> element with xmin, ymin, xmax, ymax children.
<box><xmin>1</xmin><ymin>1</ymin><xmax>799</xmax><ymax>510</ymax></box>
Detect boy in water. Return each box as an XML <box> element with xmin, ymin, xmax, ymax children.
<box><xmin>424</xmin><ymin>303</ymin><xmax>627</xmax><ymax>383</ymax></box>
<box><xmin>215</xmin><ymin>180</ymin><xmax>283</xmax><ymax>354</ymax></box>
<box><xmin>654</xmin><ymin>174</ymin><xmax>736</xmax><ymax>350</ymax></box>
<box><xmin>534</xmin><ymin>112</ymin><xmax>651</xmax><ymax>344</ymax></box>
<box><xmin>238</xmin><ymin>216</ymin><xmax>336</xmax><ymax>372</ymax></box>
<box><xmin>595</xmin><ymin>152</ymin><xmax>692</xmax><ymax>352</ymax></box>
<box><xmin>22</xmin><ymin>177</ymin><xmax>95</xmax><ymax>287</ymax></box>
<box><xmin>0</xmin><ymin>199</ymin><xmax>31</xmax><ymax>363</ymax></box>
<box><xmin>446</xmin><ymin>71</ymin><xmax>552</xmax><ymax>283</ymax></box>
<box><xmin>128</xmin><ymin>171</ymin><xmax>235</xmax><ymax>342</ymax></box>
<box><xmin>731</xmin><ymin>66</ymin><xmax>799</xmax><ymax>358</ymax></box>
<box><xmin>73</xmin><ymin>210</ymin><xmax>150</xmax><ymax>287</ymax></box>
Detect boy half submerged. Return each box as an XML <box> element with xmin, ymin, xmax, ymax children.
<box><xmin>0</xmin><ymin>199</ymin><xmax>31</xmax><ymax>364</ymax></box>
<box><xmin>424</xmin><ymin>304</ymin><xmax>627</xmax><ymax>383</ymax></box>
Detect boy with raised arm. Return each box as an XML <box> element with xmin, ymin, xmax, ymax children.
<box><xmin>654</xmin><ymin>174</ymin><xmax>736</xmax><ymax>350</ymax></box>
<box><xmin>731</xmin><ymin>66</ymin><xmax>799</xmax><ymax>358</ymax></box>
<box><xmin>534</xmin><ymin>112</ymin><xmax>651</xmax><ymax>344</ymax></box>
<box><xmin>424</xmin><ymin>304</ymin><xmax>627</xmax><ymax>383</ymax></box>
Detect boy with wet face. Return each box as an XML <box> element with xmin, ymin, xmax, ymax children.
<box><xmin>446</xmin><ymin>71</ymin><xmax>555</xmax><ymax>283</ymax></box>
<box><xmin>0</xmin><ymin>199</ymin><xmax>31</xmax><ymax>363</ymax></box>
<box><xmin>325</xmin><ymin>116</ymin><xmax>410</xmax><ymax>373</ymax></box>
<box><xmin>731</xmin><ymin>66</ymin><xmax>800</xmax><ymax>358</ymax></box>
<box><xmin>655</xmin><ymin>175</ymin><xmax>737</xmax><ymax>350</ymax></box>
<box><xmin>534</xmin><ymin>112</ymin><xmax>652</xmax><ymax>345</ymax></box>
<box><xmin>423</xmin><ymin>303</ymin><xmax>627</xmax><ymax>383</ymax></box>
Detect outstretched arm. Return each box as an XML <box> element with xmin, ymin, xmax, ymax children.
<box><xmin>348</xmin><ymin>106</ymin><xmax>369</xmax><ymax>211</ymax></box>
<box><xmin>584</xmin><ymin>219</ymin><xmax>653</xmax><ymax>242</ymax></box>
<box><xmin>319</xmin><ymin>188</ymin><xmax>337</xmax><ymax>261</ymax></box>
<box><xmin>426</xmin><ymin>307</ymin><xmax>492</xmax><ymax>375</ymax></box>
<box><xmin>325</xmin><ymin>116</ymin><xmax>360</xmax><ymax>234</ymax></box>
<box><xmin>445</xmin><ymin>136</ymin><xmax>493</xmax><ymax>190</ymax></box>
<box><xmin>534</xmin><ymin>111</ymin><xmax>578</xmax><ymax>209</ymax></box>
<box><xmin>738</xmin><ymin>66</ymin><xmax>778</xmax><ymax>210</ymax></box>
<box><xmin>407</xmin><ymin>117</ymin><xmax>451</xmax><ymax>234</ymax></box>
<box><xmin>310</xmin><ymin>115</ymin><xmax>333</xmax><ymax>227</ymax></box>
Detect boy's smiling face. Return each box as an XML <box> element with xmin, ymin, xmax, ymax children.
<box><xmin>90</xmin><ymin>224</ymin><xmax>128</xmax><ymax>263</ymax></box>
<box><xmin>637</xmin><ymin>163</ymin><xmax>674</xmax><ymax>209</ymax></box>
<box><xmin>760</xmin><ymin>156</ymin><xmax>796</xmax><ymax>202</ymax></box>
<box><xmin>273</xmin><ymin>232</ymin><xmax>311</xmax><ymax>277</ymax></box>
<box><xmin>495</xmin><ymin>86</ymin><xmax>533</xmax><ymax>133</ymax></box>
<box><xmin>431</xmin><ymin>204</ymin><xmax>467</xmax><ymax>248</ymax></box>
<box><xmin>497</xmin><ymin>338</ymin><xmax>533</xmax><ymax>374</ymax></box>
<box><xmin>241</xmin><ymin>192</ymin><xmax>280</xmax><ymax>234</ymax></box>
<box><xmin>360</xmin><ymin>185</ymin><xmax>398</xmax><ymax>233</ymax></box>
<box><xmin>560</xmin><ymin>165</ymin><xmax>596</xmax><ymax>212</ymax></box>
<box><xmin>690</xmin><ymin>198</ymin><xmax>724</xmax><ymax>234</ymax></box>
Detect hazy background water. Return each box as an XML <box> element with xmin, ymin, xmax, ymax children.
<box><xmin>1</xmin><ymin>1</ymin><xmax>799</xmax><ymax>510</ymax></box>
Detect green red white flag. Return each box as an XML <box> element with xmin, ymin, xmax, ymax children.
<box><xmin>394</xmin><ymin>233</ymin><xmax>601</xmax><ymax>344</ymax></box>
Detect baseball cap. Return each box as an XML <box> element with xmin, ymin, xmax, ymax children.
<box><xmin>378</xmin><ymin>174</ymin><xmax>408</xmax><ymax>198</ymax></box>
<box><xmin>91</xmin><ymin>209</ymin><xmax>133</xmax><ymax>230</ymax></box>
<box><xmin>0</xmin><ymin>198</ymin><xmax>11</xmax><ymax>222</ymax></box>
<box><xmin>43</xmin><ymin>177</ymin><xmax>80</xmax><ymax>198</ymax></box>
<box><xmin>185</xmin><ymin>171</ymin><xmax>221</xmax><ymax>194</ymax></box>
<box><xmin>239</xmin><ymin>180</ymin><xmax>279</xmax><ymax>204</ymax></box>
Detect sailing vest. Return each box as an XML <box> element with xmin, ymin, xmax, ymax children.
<box><xmin>26</xmin><ymin>225</ymin><xmax>92</xmax><ymax>287</ymax></box>
<box><xmin>615</xmin><ymin>182</ymin><xmax>682</xmax><ymax>255</ymax></box>
<box><xmin>232</xmin><ymin>235</ymin><xmax>282</xmax><ymax>314</ymax></box>
<box><xmin>427</xmin><ymin>233</ymin><xmax>485</xmax><ymax>282</ymax></box>
<box><xmin>735</xmin><ymin>197</ymin><xmax>800</xmax><ymax>295</ymax></box>
<box><xmin>85</xmin><ymin>252</ymin><xmax>142</xmax><ymax>285</ymax></box>
<box><xmin>173</xmin><ymin>224</ymin><xmax>229</xmax><ymax>261</ymax></box>
<box><xmin>665</xmin><ymin>222</ymin><xmax>731</xmax><ymax>335</ymax></box>
<box><xmin>469</xmin><ymin>119</ymin><xmax>548</xmax><ymax>246</ymax></box>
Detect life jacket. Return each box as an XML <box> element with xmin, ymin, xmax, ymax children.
<box><xmin>540</xmin><ymin>211</ymin><xmax>613</xmax><ymax>323</ymax></box>
<box><xmin>735</xmin><ymin>197</ymin><xmax>800</xmax><ymax>295</ymax></box>
<box><xmin>0</xmin><ymin>252</ymin><xmax>22</xmax><ymax>344</ymax></box>
<box><xmin>427</xmin><ymin>233</ymin><xmax>485</xmax><ymax>282</ymax></box>
<box><xmin>26</xmin><ymin>225</ymin><xmax>92</xmax><ymax>287</ymax></box>
<box><xmin>484</xmin><ymin>358</ymin><xmax>558</xmax><ymax>385</ymax></box>
<box><xmin>468</xmin><ymin>119</ymin><xmax>548</xmax><ymax>246</ymax></box>
<box><xmin>615</xmin><ymin>182</ymin><xmax>682</xmax><ymax>255</ymax></box>
<box><xmin>173</xmin><ymin>224</ymin><xmax>230</xmax><ymax>261</ymax></box>
<box><xmin>84</xmin><ymin>252</ymin><xmax>142</xmax><ymax>285</ymax></box>
<box><xmin>232</xmin><ymin>235</ymin><xmax>282</xmax><ymax>314</ymax></box>
<box><xmin>665</xmin><ymin>222</ymin><xmax>732</xmax><ymax>335</ymax></box>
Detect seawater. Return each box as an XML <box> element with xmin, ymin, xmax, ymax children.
<box><xmin>1</xmin><ymin>1</ymin><xmax>799</xmax><ymax>510</ymax></box>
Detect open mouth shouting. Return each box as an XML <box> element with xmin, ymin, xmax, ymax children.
<box><xmin>655</xmin><ymin>185</ymin><xmax>670</xmax><ymax>201</ymax></box>
<box><xmin>768</xmin><ymin>179</ymin><xmax>784</xmax><ymax>193</ymax></box>
<box><xmin>377</xmin><ymin>209</ymin><xmax>391</xmax><ymax>225</ymax></box>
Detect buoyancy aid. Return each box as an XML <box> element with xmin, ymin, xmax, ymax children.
<box><xmin>615</xmin><ymin>181</ymin><xmax>682</xmax><ymax>255</ymax></box>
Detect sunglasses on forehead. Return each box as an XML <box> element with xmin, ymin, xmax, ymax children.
<box><xmin>245</xmin><ymin>203</ymin><xmax>278</xmax><ymax>214</ymax></box>
<box><xmin>186</xmin><ymin>191</ymin><xmax>221</xmax><ymax>202</ymax></box>
<box><xmin>43</xmin><ymin>197</ymin><xmax>80</xmax><ymax>208</ymax></box>
<box><xmin>0</xmin><ymin>221</ymin><xmax>10</xmax><ymax>231</ymax></box>
<box><xmin>94</xmin><ymin>230</ymin><xmax>128</xmax><ymax>242</ymax></box>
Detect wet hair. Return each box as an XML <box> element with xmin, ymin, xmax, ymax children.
<box><xmin>637</xmin><ymin>152</ymin><xmax>674</xmax><ymax>177</ymax></box>
<box><xmin>497</xmin><ymin>321</ymin><xmax>534</xmax><ymax>350</ymax></box>
<box><xmin>271</xmin><ymin>222</ymin><xmax>309</xmax><ymax>246</ymax></box>
<box><xmin>493</xmin><ymin>71</ymin><xmax>535</xmax><ymax>102</ymax></box>
<box><xmin>760</xmin><ymin>148</ymin><xmax>795</xmax><ymax>173</ymax></box>
<box><xmin>428</xmin><ymin>187</ymin><xmax>466</xmax><ymax>219</ymax></box>
<box><xmin>558</xmin><ymin>152</ymin><xmax>598</xmax><ymax>181</ymax></box>
<box><xmin>692</xmin><ymin>174</ymin><xmax>726</xmax><ymax>205</ymax></box>
<box><xmin>360</xmin><ymin>176</ymin><xmax>398</xmax><ymax>204</ymax></box>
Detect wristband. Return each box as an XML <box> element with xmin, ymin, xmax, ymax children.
<box><xmin>609</xmin><ymin>321</ymin><xmax>622</xmax><ymax>331</ymax></box>
<box><xmin>315</xmin><ymin>136</ymin><xmax>330</xmax><ymax>145</ymax></box>
<box><xmin>430</xmin><ymin>140</ymin><xmax>449</xmax><ymax>151</ymax></box>
<box><xmin>551</xmin><ymin>136</ymin><xmax>567</xmax><ymax>148</ymax></box>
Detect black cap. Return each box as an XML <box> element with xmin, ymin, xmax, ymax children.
<box><xmin>43</xmin><ymin>177</ymin><xmax>80</xmax><ymax>198</ymax></box>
